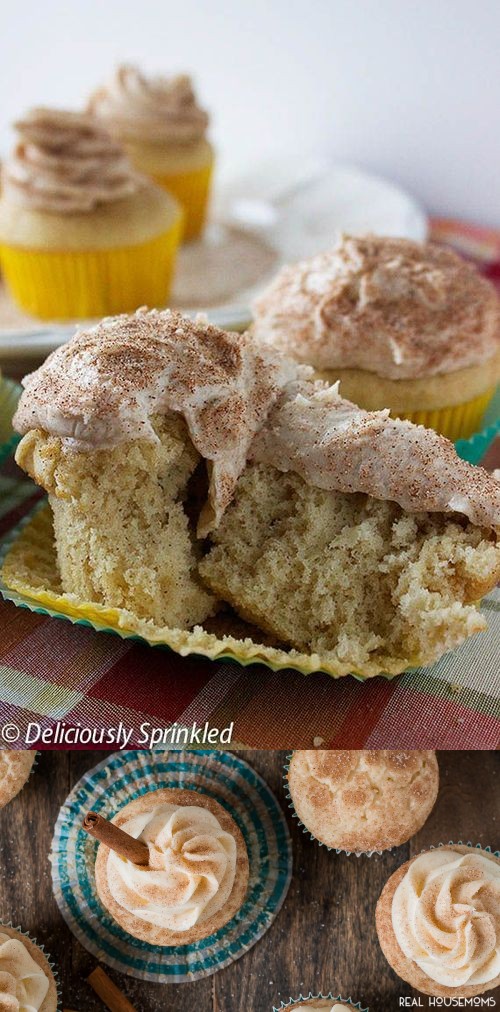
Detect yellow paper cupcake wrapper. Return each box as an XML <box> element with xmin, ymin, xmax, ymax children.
<box><xmin>153</xmin><ymin>160</ymin><xmax>213</xmax><ymax>241</ymax></box>
<box><xmin>0</xmin><ymin>502</ymin><xmax>434</xmax><ymax>680</ymax></box>
<box><xmin>0</xmin><ymin>218</ymin><xmax>182</xmax><ymax>322</ymax></box>
<box><xmin>395</xmin><ymin>387</ymin><xmax>497</xmax><ymax>441</ymax></box>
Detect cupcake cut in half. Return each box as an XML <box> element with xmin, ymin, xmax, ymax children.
<box><xmin>10</xmin><ymin>309</ymin><xmax>500</xmax><ymax>677</ymax></box>
<box><xmin>0</xmin><ymin>751</ymin><xmax>36</xmax><ymax>810</ymax></box>
<box><xmin>252</xmin><ymin>234</ymin><xmax>500</xmax><ymax>439</ymax></box>
<box><xmin>0</xmin><ymin>107</ymin><xmax>182</xmax><ymax>320</ymax></box>
<box><xmin>89</xmin><ymin>65</ymin><xmax>214</xmax><ymax>240</ymax></box>
<box><xmin>94</xmin><ymin>787</ymin><xmax>249</xmax><ymax>945</ymax></box>
<box><xmin>376</xmin><ymin>845</ymin><xmax>500</xmax><ymax>998</ymax></box>
<box><xmin>0</xmin><ymin>925</ymin><xmax>58</xmax><ymax>1012</ymax></box>
<box><xmin>286</xmin><ymin>750</ymin><xmax>439</xmax><ymax>853</ymax></box>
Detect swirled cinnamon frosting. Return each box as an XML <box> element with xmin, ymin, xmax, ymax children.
<box><xmin>1</xmin><ymin>107</ymin><xmax>143</xmax><ymax>214</ymax></box>
<box><xmin>106</xmin><ymin>803</ymin><xmax>237</xmax><ymax>931</ymax></box>
<box><xmin>252</xmin><ymin>235</ymin><xmax>500</xmax><ymax>378</ymax></box>
<box><xmin>392</xmin><ymin>848</ymin><xmax>500</xmax><ymax>988</ymax></box>
<box><xmin>0</xmin><ymin>933</ymin><xmax>49</xmax><ymax>1011</ymax></box>
<box><xmin>14</xmin><ymin>311</ymin><xmax>500</xmax><ymax>532</ymax></box>
<box><xmin>14</xmin><ymin>309</ymin><xmax>301</xmax><ymax>535</ymax></box>
<box><xmin>250</xmin><ymin>381</ymin><xmax>500</xmax><ymax>530</ymax></box>
<box><xmin>89</xmin><ymin>65</ymin><xmax>209</xmax><ymax>145</ymax></box>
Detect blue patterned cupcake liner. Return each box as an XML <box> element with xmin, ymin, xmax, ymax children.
<box><xmin>283</xmin><ymin>754</ymin><xmax>388</xmax><ymax>858</ymax></box>
<box><xmin>0</xmin><ymin>377</ymin><xmax>22</xmax><ymax>466</ymax></box>
<box><xmin>0</xmin><ymin>922</ymin><xmax>61</xmax><ymax>1009</ymax></box>
<box><xmin>50</xmin><ymin>749</ymin><xmax>292</xmax><ymax>984</ymax></box>
<box><xmin>273</xmin><ymin>993</ymin><xmax>369</xmax><ymax>1011</ymax></box>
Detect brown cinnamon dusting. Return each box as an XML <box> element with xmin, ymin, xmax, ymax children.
<box><xmin>82</xmin><ymin>811</ymin><xmax>149</xmax><ymax>865</ymax></box>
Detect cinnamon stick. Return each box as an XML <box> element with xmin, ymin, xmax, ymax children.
<box><xmin>87</xmin><ymin>967</ymin><xmax>139</xmax><ymax>1012</ymax></box>
<box><xmin>82</xmin><ymin>812</ymin><xmax>149</xmax><ymax>866</ymax></box>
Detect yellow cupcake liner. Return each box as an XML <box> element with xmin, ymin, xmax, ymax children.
<box><xmin>0</xmin><ymin>502</ymin><xmax>434</xmax><ymax>680</ymax></box>
<box><xmin>395</xmin><ymin>386</ymin><xmax>497</xmax><ymax>440</ymax></box>
<box><xmin>0</xmin><ymin>218</ymin><xmax>182</xmax><ymax>322</ymax></box>
<box><xmin>153</xmin><ymin>160</ymin><xmax>213</xmax><ymax>241</ymax></box>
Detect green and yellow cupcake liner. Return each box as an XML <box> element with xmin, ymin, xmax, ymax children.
<box><xmin>0</xmin><ymin>216</ymin><xmax>182</xmax><ymax>322</ymax></box>
<box><xmin>397</xmin><ymin>385</ymin><xmax>497</xmax><ymax>441</ymax></box>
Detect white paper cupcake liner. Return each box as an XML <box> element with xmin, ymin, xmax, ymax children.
<box><xmin>0</xmin><ymin>922</ymin><xmax>61</xmax><ymax>1010</ymax></box>
<box><xmin>273</xmin><ymin>993</ymin><xmax>369</xmax><ymax>1011</ymax></box>
<box><xmin>50</xmin><ymin>749</ymin><xmax>293</xmax><ymax>983</ymax></box>
<box><xmin>283</xmin><ymin>754</ymin><xmax>387</xmax><ymax>858</ymax></box>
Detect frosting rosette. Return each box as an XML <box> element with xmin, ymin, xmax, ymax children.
<box><xmin>392</xmin><ymin>848</ymin><xmax>500</xmax><ymax>988</ymax></box>
<box><xmin>106</xmin><ymin>803</ymin><xmax>237</xmax><ymax>932</ymax></box>
<box><xmin>89</xmin><ymin>65</ymin><xmax>209</xmax><ymax>145</ymax></box>
<box><xmin>2</xmin><ymin>107</ymin><xmax>142</xmax><ymax>214</ymax></box>
<box><xmin>0</xmin><ymin>933</ymin><xmax>49</xmax><ymax>1012</ymax></box>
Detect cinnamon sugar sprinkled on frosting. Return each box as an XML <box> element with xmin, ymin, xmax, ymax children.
<box><xmin>14</xmin><ymin>309</ymin><xmax>302</xmax><ymax>535</ymax></box>
<box><xmin>89</xmin><ymin>65</ymin><xmax>209</xmax><ymax>146</ymax></box>
<box><xmin>250</xmin><ymin>381</ymin><xmax>500</xmax><ymax>529</ymax></box>
<box><xmin>253</xmin><ymin>234</ymin><xmax>500</xmax><ymax>379</ymax></box>
<box><xmin>2</xmin><ymin>107</ymin><xmax>143</xmax><ymax>214</ymax></box>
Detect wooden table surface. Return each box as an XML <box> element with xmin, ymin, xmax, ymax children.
<box><xmin>0</xmin><ymin>749</ymin><xmax>498</xmax><ymax>1012</ymax></box>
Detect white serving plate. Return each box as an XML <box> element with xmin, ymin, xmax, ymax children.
<box><xmin>0</xmin><ymin>161</ymin><xmax>427</xmax><ymax>361</ymax></box>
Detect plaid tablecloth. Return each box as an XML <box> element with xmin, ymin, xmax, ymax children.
<box><xmin>1</xmin><ymin>218</ymin><xmax>499</xmax><ymax>749</ymax></box>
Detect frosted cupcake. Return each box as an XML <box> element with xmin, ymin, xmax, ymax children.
<box><xmin>0</xmin><ymin>925</ymin><xmax>58</xmax><ymax>1011</ymax></box>
<box><xmin>0</xmin><ymin>750</ymin><xmax>36</xmax><ymax>809</ymax></box>
<box><xmin>252</xmin><ymin>234</ymin><xmax>500</xmax><ymax>439</ymax></box>
<box><xmin>0</xmin><ymin>108</ymin><xmax>182</xmax><ymax>320</ymax></box>
<box><xmin>286</xmin><ymin>750</ymin><xmax>439</xmax><ymax>853</ymax></box>
<box><xmin>200</xmin><ymin>380</ymin><xmax>500</xmax><ymax>675</ymax></box>
<box><xmin>89</xmin><ymin>65</ymin><xmax>213</xmax><ymax>240</ymax></box>
<box><xmin>275</xmin><ymin>1000</ymin><xmax>363</xmax><ymax>1011</ymax></box>
<box><xmin>376</xmin><ymin>845</ymin><xmax>500</xmax><ymax>998</ymax></box>
<box><xmin>91</xmin><ymin>788</ymin><xmax>249</xmax><ymax>945</ymax></box>
<box><xmin>13</xmin><ymin>308</ymin><xmax>297</xmax><ymax>631</ymax></box>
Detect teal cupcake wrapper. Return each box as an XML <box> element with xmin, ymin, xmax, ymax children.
<box><xmin>50</xmin><ymin>749</ymin><xmax>292</xmax><ymax>984</ymax></box>
<box><xmin>0</xmin><ymin>922</ymin><xmax>61</xmax><ymax>1009</ymax></box>
<box><xmin>283</xmin><ymin>754</ymin><xmax>387</xmax><ymax>858</ymax></box>
<box><xmin>455</xmin><ymin>385</ymin><xmax>500</xmax><ymax>463</ymax></box>
<box><xmin>273</xmin><ymin>993</ymin><xmax>369</xmax><ymax>1011</ymax></box>
<box><xmin>0</xmin><ymin>377</ymin><xmax>22</xmax><ymax>466</ymax></box>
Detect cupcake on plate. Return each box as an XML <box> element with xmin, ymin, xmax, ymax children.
<box><xmin>92</xmin><ymin>788</ymin><xmax>249</xmax><ymax>945</ymax></box>
<box><xmin>89</xmin><ymin>65</ymin><xmax>213</xmax><ymax>241</ymax></box>
<box><xmin>286</xmin><ymin>750</ymin><xmax>439</xmax><ymax>853</ymax></box>
<box><xmin>376</xmin><ymin>844</ymin><xmax>500</xmax><ymax>998</ymax></box>
<box><xmin>0</xmin><ymin>751</ymin><xmax>36</xmax><ymax>810</ymax></box>
<box><xmin>0</xmin><ymin>925</ymin><xmax>58</xmax><ymax>1011</ymax></box>
<box><xmin>11</xmin><ymin>316</ymin><xmax>500</xmax><ymax>675</ymax></box>
<box><xmin>252</xmin><ymin>234</ymin><xmax>500</xmax><ymax>440</ymax></box>
<box><xmin>0</xmin><ymin>107</ymin><xmax>182</xmax><ymax>320</ymax></box>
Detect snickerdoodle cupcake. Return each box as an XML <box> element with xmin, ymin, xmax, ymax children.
<box><xmin>89</xmin><ymin>65</ymin><xmax>213</xmax><ymax>240</ymax></box>
<box><xmin>0</xmin><ymin>750</ymin><xmax>36</xmax><ymax>809</ymax></box>
<box><xmin>0</xmin><ymin>925</ymin><xmax>58</xmax><ymax>1011</ymax></box>
<box><xmin>275</xmin><ymin>1000</ymin><xmax>365</xmax><ymax>1011</ymax></box>
<box><xmin>376</xmin><ymin>845</ymin><xmax>500</xmax><ymax>998</ymax></box>
<box><xmin>286</xmin><ymin>751</ymin><xmax>439</xmax><ymax>853</ymax></box>
<box><xmin>94</xmin><ymin>788</ymin><xmax>249</xmax><ymax>945</ymax></box>
<box><xmin>252</xmin><ymin>234</ymin><xmax>500</xmax><ymax>439</ymax></box>
<box><xmin>0</xmin><ymin>107</ymin><xmax>182</xmax><ymax>320</ymax></box>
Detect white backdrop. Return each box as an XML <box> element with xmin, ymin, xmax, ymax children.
<box><xmin>2</xmin><ymin>0</ymin><xmax>499</xmax><ymax>225</ymax></box>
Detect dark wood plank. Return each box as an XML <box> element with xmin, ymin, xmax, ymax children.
<box><xmin>0</xmin><ymin>750</ymin><xmax>498</xmax><ymax>1012</ymax></box>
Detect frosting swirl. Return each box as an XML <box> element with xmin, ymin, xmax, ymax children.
<box><xmin>392</xmin><ymin>849</ymin><xmax>500</xmax><ymax>988</ymax></box>
<box><xmin>252</xmin><ymin>235</ymin><xmax>500</xmax><ymax>378</ymax></box>
<box><xmin>250</xmin><ymin>380</ymin><xmax>500</xmax><ymax>530</ymax></box>
<box><xmin>0</xmin><ymin>934</ymin><xmax>49</xmax><ymax>1012</ymax></box>
<box><xmin>2</xmin><ymin>107</ymin><xmax>143</xmax><ymax>214</ymax></box>
<box><xmin>89</xmin><ymin>65</ymin><xmax>209</xmax><ymax>145</ymax></box>
<box><xmin>14</xmin><ymin>309</ymin><xmax>302</xmax><ymax>535</ymax></box>
<box><xmin>106</xmin><ymin>803</ymin><xmax>237</xmax><ymax>931</ymax></box>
